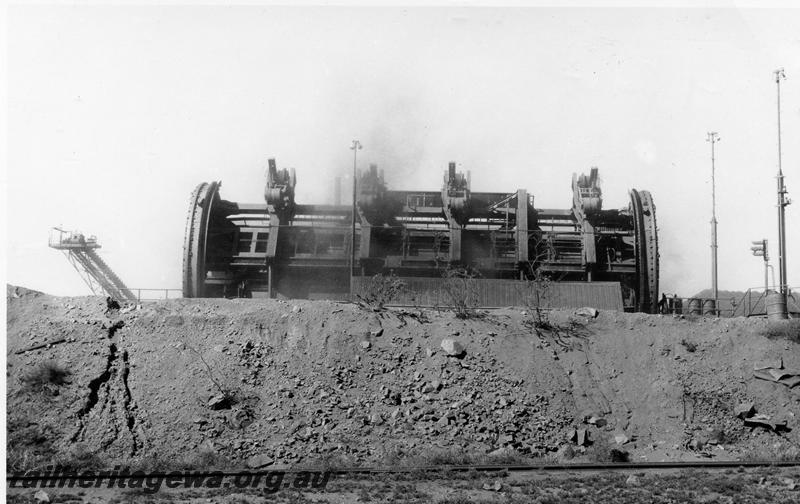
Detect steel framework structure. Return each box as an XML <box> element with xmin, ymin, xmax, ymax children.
<box><xmin>183</xmin><ymin>160</ymin><xmax>660</xmax><ymax>312</ymax></box>
<box><xmin>49</xmin><ymin>228</ymin><xmax>137</xmax><ymax>302</ymax></box>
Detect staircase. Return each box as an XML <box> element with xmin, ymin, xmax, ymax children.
<box><xmin>49</xmin><ymin>228</ymin><xmax>137</xmax><ymax>302</ymax></box>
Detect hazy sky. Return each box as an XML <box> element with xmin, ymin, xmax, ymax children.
<box><xmin>4</xmin><ymin>5</ymin><xmax>799</xmax><ymax>298</ymax></box>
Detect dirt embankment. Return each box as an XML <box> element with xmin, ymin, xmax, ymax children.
<box><xmin>6</xmin><ymin>285</ymin><xmax>800</xmax><ymax>471</ymax></box>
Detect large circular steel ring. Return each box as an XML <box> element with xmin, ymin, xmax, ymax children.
<box><xmin>630</xmin><ymin>189</ymin><xmax>659</xmax><ymax>313</ymax></box>
<box><xmin>182</xmin><ymin>181</ymin><xmax>220</xmax><ymax>298</ymax></box>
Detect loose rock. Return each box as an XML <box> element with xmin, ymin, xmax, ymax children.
<box><xmin>246</xmin><ymin>453</ymin><xmax>274</xmax><ymax>468</ymax></box>
<box><xmin>440</xmin><ymin>338</ymin><xmax>466</xmax><ymax>357</ymax></box>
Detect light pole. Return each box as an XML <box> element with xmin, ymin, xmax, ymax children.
<box><xmin>349</xmin><ymin>140</ymin><xmax>362</xmax><ymax>296</ymax></box>
<box><xmin>773</xmin><ymin>68</ymin><xmax>791</xmax><ymax>299</ymax></box>
<box><xmin>706</xmin><ymin>132</ymin><xmax>720</xmax><ymax>309</ymax></box>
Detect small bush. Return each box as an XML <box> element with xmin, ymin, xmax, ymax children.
<box><xmin>519</xmin><ymin>270</ymin><xmax>555</xmax><ymax>331</ymax></box>
<box><xmin>609</xmin><ymin>449</ymin><xmax>630</xmax><ymax>462</ymax></box>
<box><xmin>180</xmin><ymin>448</ymin><xmax>231</xmax><ymax>470</ymax></box>
<box><xmin>132</xmin><ymin>447</ymin><xmax>232</xmax><ymax>472</ymax></box>
<box><xmin>21</xmin><ymin>361</ymin><xmax>71</xmax><ymax>393</ymax></box>
<box><xmin>7</xmin><ymin>414</ymin><xmax>53</xmax><ymax>472</ymax></box>
<box><xmin>412</xmin><ymin>448</ymin><xmax>478</xmax><ymax>466</ymax></box>
<box><xmin>584</xmin><ymin>436</ymin><xmax>629</xmax><ymax>463</ymax></box>
<box><xmin>305</xmin><ymin>452</ymin><xmax>361</xmax><ymax>471</ymax></box>
<box><xmin>739</xmin><ymin>443</ymin><xmax>800</xmax><ymax>462</ymax></box>
<box><xmin>680</xmin><ymin>338</ymin><xmax>698</xmax><ymax>353</ymax></box>
<box><xmin>761</xmin><ymin>319</ymin><xmax>800</xmax><ymax>344</ymax></box>
<box><xmin>356</xmin><ymin>273</ymin><xmax>407</xmax><ymax>311</ymax></box>
<box><xmin>6</xmin><ymin>418</ymin><xmax>105</xmax><ymax>473</ymax></box>
<box><xmin>440</xmin><ymin>267</ymin><xmax>481</xmax><ymax>319</ymax></box>
<box><xmin>129</xmin><ymin>451</ymin><xmax>175</xmax><ymax>473</ymax></box>
<box><xmin>436</xmin><ymin>497</ymin><xmax>483</xmax><ymax>504</ymax></box>
<box><xmin>382</xmin><ymin>447</ymin><xmax>532</xmax><ymax>468</ymax></box>
<box><xmin>182</xmin><ymin>342</ymin><xmax>238</xmax><ymax>409</ymax></box>
<box><xmin>58</xmin><ymin>444</ymin><xmax>107</xmax><ymax>472</ymax></box>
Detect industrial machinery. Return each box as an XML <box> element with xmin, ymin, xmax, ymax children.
<box><xmin>183</xmin><ymin>161</ymin><xmax>659</xmax><ymax>312</ymax></box>
<box><xmin>49</xmin><ymin>228</ymin><xmax>137</xmax><ymax>302</ymax></box>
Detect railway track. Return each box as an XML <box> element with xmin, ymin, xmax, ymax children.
<box><xmin>321</xmin><ymin>459</ymin><xmax>800</xmax><ymax>475</ymax></box>
<box><xmin>9</xmin><ymin>460</ymin><xmax>798</xmax><ymax>483</ymax></box>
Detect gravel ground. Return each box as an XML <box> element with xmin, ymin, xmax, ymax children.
<box><xmin>6</xmin><ymin>284</ymin><xmax>800</xmax><ymax>499</ymax></box>
<box><xmin>6</xmin><ymin>466</ymin><xmax>800</xmax><ymax>503</ymax></box>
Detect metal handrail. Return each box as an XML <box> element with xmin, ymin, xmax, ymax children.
<box><xmin>656</xmin><ymin>296</ymin><xmax>736</xmax><ymax>317</ymax></box>
<box><xmin>128</xmin><ymin>288</ymin><xmax>183</xmax><ymax>301</ymax></box>
<box><xmin>122</xmin><ymin>286</ymin><xmax>798</xmax><ymax>316</ymax></box>
<box><xmin>732</xmin><ymin>286</ymin><xmax>797</xmax><ymax>317</ymax></box>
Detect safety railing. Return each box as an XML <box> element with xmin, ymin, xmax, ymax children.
<box><xmin>123</xmin><ymin>286</ymin><xmax>798</xmax><ymax>317</ymax></box>
<box><xmin>129</xmin><ymin>288</ymin><xmax>183</xmax><ymax>301</ymax></box>
<box><xmin>732</xmin><ymin>287</ymin><xmax>798</xmax><ymax>318</ymax></box>
<box><xmin>656</xmin><ymin>296</ymin><xmax>737</xmax><ymax>317</ymax></box>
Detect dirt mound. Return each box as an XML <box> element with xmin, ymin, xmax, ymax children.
<box><xmin>7</xmin><ymin>284</ymin><xmax>45</xmax><ymax>299</ymax></box>
<box><xmin>6</xmin><ymin>289</ymin><xmax>800</xmax><ymax>471</ymax></box>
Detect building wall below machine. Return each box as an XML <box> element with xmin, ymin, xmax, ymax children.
<box><xmin>348</xmin><ymin>277</ymin><xmax>624</xmax><ymax>310</ymax></box>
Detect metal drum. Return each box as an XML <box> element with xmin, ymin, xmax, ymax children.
<box><xmin>688</xmin><ymin>298</ymin><xmax>702</xmax><ymax>315</ymax></box>
<box><xmin>766</xmin><ymin>291</ymin><xmax>789</xmax><ymax>320</ymax></box>
<box><xmin>702</xmin><ymin>299</ymin><xmax>716</xmax><ymax>316</ymax></box>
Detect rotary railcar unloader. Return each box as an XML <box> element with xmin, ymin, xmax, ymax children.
<box><xmin>183</xmin><ymin>161</ymin><xmax>659</xmax><ymax>312</ymax></box>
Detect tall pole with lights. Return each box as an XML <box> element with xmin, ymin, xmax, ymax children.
<box><xmin>349</xmin><ymin>140</ymin><xmax>362</xmax><ymax>296</ymax></box>
<box><xmin>774</xmin><ymin>68</ymin><xmax>791</xmax><ymax>299</ymax></box>
<box><xmin>706</xmin><ymin>132</ymin><xmax>720</xmax><ymax>307</ymax></box>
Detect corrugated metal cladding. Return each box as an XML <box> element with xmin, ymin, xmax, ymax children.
<box><xmin>352</xmin><ymin>277</ymin><xmax>624</xmax><ymax>311</ymax></box>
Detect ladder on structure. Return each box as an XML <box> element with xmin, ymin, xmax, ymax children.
<box><xmin>49</xmin><ymin>228</ymin><xmax>138</xmax><ymax>302</ymax></box>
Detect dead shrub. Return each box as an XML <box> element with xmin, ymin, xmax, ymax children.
<box><xmin>386</xmin><ymin>447</ymin><xmax>532</xmax><ymax>468</ymax></box>
<box><xmin>583</xmin><ymin>435</ymin><xmax>629</xmax><ymax>463</ymax></box>
<box><xmin>436</xmin><ymin>497</ymin><xmax>487</xmax><ymax>504</ymax></box>
<box><xmin>305</xmin><ymin>452</ymin><xmax>361</xmax><ymax>472</ymax></box>
<box><xmin>518</xmin><ymin>242</ymin><xmax>563</xmax><ymax>333</ymax></box>
<box><xmin>740</xmin><ymin>444</ymin><xmax>800</xmax><ymax>462</ymax></box>
<box><xmin>132</xmin><ymin>447</ymin><xmax>231</xmax><ymax>472</ymax></box>
<box><xmin>57</xmin><ymin>444</ymin><xmax>107</xmax><ymax>472</ymax></box>
<box><xmin>180</xmin><ymin>447</ymin><xmax>231</xmax><ymax>470</ymax></box>
<box><xmin>182</xmin><ymin>343</ymin><xmax>238</xmax><ymax>409</ymax></box>
<box><xmin>519</xmin><ymin>272</ymin><xmax>555</xmax><ymax>331</ymax></box>
<box><xmin>129</xmin><ymin>451</ymin><xmax>175</xmax><ymax>473</ymax></box>
<box><xmin>761</xmin><ymin>319</ymin><xmax>800</xmax><ymax>344</ymax></box>
<box><xmin>356</xmin><ymin>273</ymin><xmax>407</xmax><ymax>311</ymax></box>
<box><xmin>7</xmin><ymin>418</ymin><xmax>107</xmax><ymax>473</ymax></box>
<box><xmin>21</xmin><ymin>360</ymin><xmax>71</xmax><ymax>393</ymax></box>
<box><xmin>411</xmin><ymin>448</ymin><xmax>478</xmax><ymax>466</ymax></box>
<box><xmin>6</xmin><ymin>413</ymin><xmax>86</xmax><ymax>472</ymax></box>
<box><xmin>439</xmin><ymin>266</ymin><xmax>480</xmax><ymax>319</ymax></box>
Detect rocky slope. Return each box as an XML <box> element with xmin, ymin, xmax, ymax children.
<box><xmin>6</xmin><ymin>285</ymin><xmax>800</xmax><ymax>471</ymax></box>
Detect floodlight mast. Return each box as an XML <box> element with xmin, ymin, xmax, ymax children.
<box><xmin>706</xmin><ymin>131</ymin><xmax>720</xmax><ymax>310</ymax></box>
<box><xmin>350</xmin><ymin>139</ymin><xmax>362</xmax><ymax>297</ymax></box>
<box><xmin>774</xmin><ymin>68</ymin><xmax>791</xmax><ymax>299</ymax></box>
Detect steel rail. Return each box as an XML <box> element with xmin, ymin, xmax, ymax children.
<box><xmin>8</xmin><ymin>460</ymin><xmax>799</xmax><ymax>483</ymax></box>
<box><xmin>321</xmin><ymin>459</ymin><xmax>800</xmax><ymax>475</ymax></box>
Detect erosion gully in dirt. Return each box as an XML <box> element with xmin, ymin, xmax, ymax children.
<box><xmin>7</xmin><ymin>285</ymin><xmax>799</xmax><ymax>471</ymax></box>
